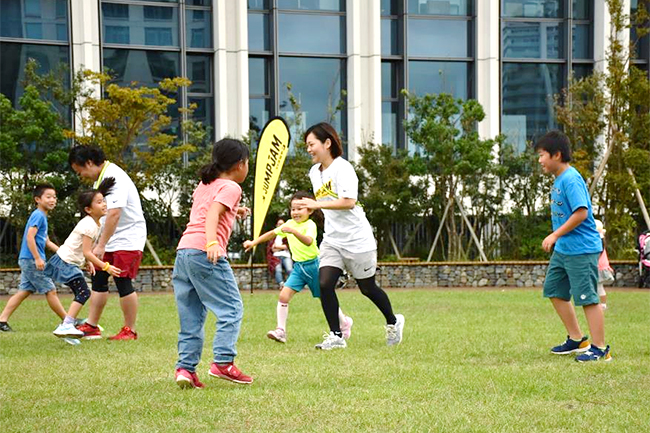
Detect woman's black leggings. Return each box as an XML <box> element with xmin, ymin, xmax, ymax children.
<box><xmin>319</xmin><ymin>266</ymin><xmax>397</xmax><ymax>334</ymax></box>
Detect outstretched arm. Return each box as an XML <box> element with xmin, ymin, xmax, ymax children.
<box><xmin>243</xmin><ymin>229</ymin><xmax>278</xmax><ymax>252</ymax></box>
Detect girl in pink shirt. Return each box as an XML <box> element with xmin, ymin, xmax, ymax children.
<box><xmin>173</xmin><ymin>139</ymin><xmax>252</xmax><ymax>389</ymax></box>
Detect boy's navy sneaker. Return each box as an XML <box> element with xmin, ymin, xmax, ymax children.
<box><xmin>0</xmin><ymin>322</ymin><xmax>12</xmax><ymax>332</ymax></box>
<box><xmin>575</xmin><ymin>345</ymin><xmax>612</xmax><ymax>362</ymax></box>
<box><xmin>551</xmin><ymin>335</ymin><xmax>590</xmax><ymax>355</ymax></box>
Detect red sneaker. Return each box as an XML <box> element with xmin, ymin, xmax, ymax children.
<box><xmin>108</xmin><ymin>326</ymin><xmax>138</xmax><ymax>341</ymax></box>
<box><xmin>175</xmin><ymin>368</ymin><xmax>205</xmax><ymax>389</ymax></box>
<box><xmin>77</xmin><ymin>323</ymin><xmax>102</xmax><ymax>340</ymax></box>
<box><xmin>209</xmin><ymin>363</ymin><xmax>253</xmax><ymax>384</ymax></box>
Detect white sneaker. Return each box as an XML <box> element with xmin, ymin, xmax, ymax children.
<box><xmin>267</xmin><ymin>328</ymin><xmax>286</xmax><ymax>343</ymax></box>
<box><xmin>340</xmin><ymin>316</ymin><xmax>353</xmax><ymax>340</ymax></box>
<box><xmin>315</xmin><ymin>332</ymin><xmax>347</xmax><ymax>350</ymax></box>
<box><xmin>53</xmin><ymin>322</ymin><xmax>84</xmax><ymax>338</ymax></box>
<box><xmin>386</xmin><ymin>314</ymin><xmax>405</xmax><ymax>346</ymax></box>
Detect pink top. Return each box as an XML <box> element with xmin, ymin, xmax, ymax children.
<box><xmin>177</xmin><ymin>178</ymin><xmax>241</xmax><ymax>258</ymax></box>
<box><xmin>598</xmin><ymin>249</ymin><xmax>613</xmax><ymax>272</ymax></box>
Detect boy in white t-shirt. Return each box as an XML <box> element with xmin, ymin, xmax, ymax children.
<box><xmin>46</xmin><ymin>178</ymin><xmax>122</xmax><ymax>338</ymax></box>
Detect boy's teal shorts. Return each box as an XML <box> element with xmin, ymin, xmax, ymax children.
<box><xmin>543</xmin><ymin>251</ymin><xmax>600</xmax><ymax>306</ymax></box>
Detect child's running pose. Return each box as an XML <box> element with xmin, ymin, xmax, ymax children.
<box><xmin>0</xmin><ymin>184</ymin><xmax>66</xmax><ymax>332</ymax></box>
<box><xmin>173</xmin><ymin>138</ymin><xmax>253</xmax><ymax>389</ymax></box>
<box><xmin>48</xmin><ymin>178</ymin><xmax>122</xmax><ymax>338</ymax></box>
<box><xmin>244</xmin><ymin>192</ymin><xmax>353</xmax><ymax>344</ymax></box>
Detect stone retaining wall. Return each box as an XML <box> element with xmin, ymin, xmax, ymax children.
<box><xmin>0</xmin><ymin>261</ymin><xmax>641</xmax><ymax>295</ymax></box>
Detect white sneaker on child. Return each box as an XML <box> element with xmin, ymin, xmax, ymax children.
<box><xmin>267</xmin><ymin>328</ymin><xmax>286</xmax><ymax>343</ymax></box>
<box><xmin>53</xmin><ymin>322</ymin><xmax>84</xmax><ymax>338</ymax></box>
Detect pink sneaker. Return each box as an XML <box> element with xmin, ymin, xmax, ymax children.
<box><xmin>340</xmin><ymin>316</ymin><xmax>354</xmax><ymax>340</ymax></box>
<box><xmin>175</xmin><ymin>368</ymin><xmax>205</xmax><ymax>389</ymax></box>
<box><xmin>267</xmin><ymin>328</ymin><xmax>286</xmax><ymax>343</ymax></box>
<box><xmin>209</xmin><ymin>363</ymin><xmax>253</xmax><ymax>384</ymax></box>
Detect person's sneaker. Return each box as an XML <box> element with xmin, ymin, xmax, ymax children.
<box><xmin>175</xmin><ymin>368</ymin><xmax>205</xmax><ymax>389</ymax></box>
<box><xmin>108</xmin><ymin>326</ymin><xmax>138</xmax><ymax>341</ymax></box>
<box><xmin>53</xmin><ymin>322</ymin><xmax>84</xmax><ymax>338</ymax></box>
<box><xmin>267</xmin><ymin>328</ymin><xmax>286</xmax><ymax>343</ymax></box>
<box><xmin>209</xmin><ymin>363</ymin><xmax>253</xmax><ymax>384</ymax></box>
<box><xmin>77</xmin><ymin>323</ymin><xmax>102</xmax><ymax>340</ymax></box>
<box><xmin>0</xmin><ymin>322</ymin><xmax>12</xmax><ymax>332</ymax></box>
<box><xmin>551</xmin><ymin>336</ymin><xmax>590</xmax><ymax>355</ymax></box>
<box><xmin>314</xmin><ymin>332</ymin><xmax>347</xmax><ymax>350</ymax></box>
<box><xmin>340</xmin><ymin>316</ymin><xmax>354</xmax><ymax>340</ymax></box>
<box><xmin>386</xmin><ymin>314</ymin><xmax>405</xmax><ymax>346</ymax></box>
<box><xmin>575</xmin><ymin>345</ymin><xmax>612</xmax><ymax>363</ymax></box>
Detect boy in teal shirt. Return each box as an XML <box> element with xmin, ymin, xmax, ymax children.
<box><xmin>535</xmin><ymin>130</ymin><xmax>611</xmax><ymax>362</ymax></box>
<box><xmin>244</xmin><ymin>191</ymin><xmax>352</xmax><ymax>344</ymax></box>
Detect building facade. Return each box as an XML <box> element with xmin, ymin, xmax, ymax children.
<box><xmin>1</xmin><ymin>0</ymin><xmax>648</xmax><ymax>158</ymax></box>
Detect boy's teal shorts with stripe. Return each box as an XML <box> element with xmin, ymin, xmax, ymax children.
<box><xmin>543</xmin><ymin>251</ymin><xmax>600</xmax><ymax>306</ymax></box>
<box><xmin>285</xmin><ymin>258</ymin><xmax>320</xmax><ymax>298</ymax></box>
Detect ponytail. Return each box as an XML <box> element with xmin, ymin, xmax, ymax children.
<box><xmin>199</xmin><ymin>138</ymin><xmax>250</xmax><ymax>184</ymax></box>
<box><xmin>77</xmin><ymin>176</ymin><xmax>116</xmax><ymax>216</ymax></box>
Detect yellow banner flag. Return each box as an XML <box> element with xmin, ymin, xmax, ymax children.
<box><xmin>253</xmin><ymin>117</ymin><xmax>291</xmax><ymax>240</ymax></box>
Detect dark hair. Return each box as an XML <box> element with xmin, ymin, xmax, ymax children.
<box><xmin>78</xmin><ymin>177</ymin><xmax>116</xmax><ymax>216</ymax></box>
<box><xmin>33</xmin><ymin>183</ymin><xmax>55</xmax><ymax>198</ymax></box>
<box><xmin>68</xmin><ymin>145</ymin><xmax>106</xmax><ymax>168</ymax></box>
<box><xmin>199</xmin><ymin>138</ymin><xmax>250</xmax><ymax>184</ymax></box>
<box><xmin>289</xmin><ymin>191</ymin><xmax>323</xmax><ymax>223</ymax></box>
<box><xmin>304</xmin><ymin>122</ymin><xmax>343</xmax><ymax>159</ymax></box>
<box><xmin>534</xmin><ymin>130</ymin><xmax>572</xmax><ymax>162</ymax></box>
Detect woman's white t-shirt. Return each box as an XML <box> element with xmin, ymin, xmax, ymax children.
<box><xmin>309</xmin><ymin>157</ymin><xmax>376</xmax><ymax>253</ymax></box>
<box><xmin>57</xmin><ymin>216</ymin><xmax>101</xmax><ymax>268</ymax></box>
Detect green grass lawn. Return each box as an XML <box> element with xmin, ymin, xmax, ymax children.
<box><xmin>1</xmin><ymin>288</ymin><xmax>649</xmax><ymax>433</ymax></box>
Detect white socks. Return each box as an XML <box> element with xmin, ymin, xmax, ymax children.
<box><xmin>277</xmin><ymin>302</ymin><xmax>289</xmax><ymax>330</ymax></box>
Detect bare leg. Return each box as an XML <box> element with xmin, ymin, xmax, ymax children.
<box><xmin>87</xmin><ymin>291</ymin><xmax>108</xmax><ymax>326</ymax></box>
<box><xmin>45</xmin><ymin>291</ymin><xmax>67</xmax><ymax>320</ymax></box>
<box><xmin>0</xmin><ymin>291</ymin><xmax>31</xmax><ymax>322</ymax></box>
<box><xmin>550</xmin><ymin>297</ymin><xmax>583</xmax><ymax>340</ymax></box>
<box><xmin>583</xmin><ymin>304</ymin><xmax>605</xmax><ymax>348</ymax></box>
<box><xmin>66</xmin><ymin>301</ymin><xmax>84</xmax><ymax>319</ymax></box>
<box><xmin>120</xmin><ymin>292</ymin><xmax>138</xmax><ymax>330</ymax></box>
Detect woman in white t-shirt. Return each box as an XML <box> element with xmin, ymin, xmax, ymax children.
<box><xmin>295</xmin><ymin>122</ymin><xmax>405</xmax><ymax>350</ymax></box>
<box><xmin>271</xmin><ymin>218</ymin><xmax>293</xmax><ymax>286</ymax></box>
<box><xmin>45</xmin><ymin>178</ymin><xmax>122</xmax><ymax>339</ymax></box>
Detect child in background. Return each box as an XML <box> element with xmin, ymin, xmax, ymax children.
<box><xmin>48</xmin><ymin>178</ymin><xmax>122</xmax><ymax>338</ymax></box>
<box><xmin>173</xmin><ymin>139</ymin><xmax>253</xmax><ymax>389</ymax></box>
<box><xmin>244</xmin><ymin>192</ymin><xmax>353</xmax><ymax>344</ymax></box>
<box><xmin>0</xmin><ymin>184</ymin><xmax>66</xmax><ymax>332</ymax></box>
<box><xmin>594</xmin><ymin>219</ymin><xmax>614</xmax><ymax>310</ymax></box>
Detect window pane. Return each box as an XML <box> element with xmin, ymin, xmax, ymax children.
<box><xmin>573</xmin><ymin>0</ymin><xmax>591</xmax><ymax>19</ymax></box>
<box><xmin>631</xmin><ymin>25</ymin><xmax>650</xmax><ymax>62</ymax></box>
<box><xmin>103</xmin><ymin>48</ymin><xmax>180</xmax><ymax>87</ymax></box>
<box><xmin>249</xmin><ymin>98</ymin><xmax>271</xmax><ymax>134</ymax></box>
<box><xmin>502</xmin><ymin>0</ymin><xmax>564</xmax><ymax>18</ymax></box>
<box><xmin>102</xmin><ymin>4</ymin><xmax>179</xmax><ymax>47</ymax></box>
<box><xmin>189</xmin><ymin>96</ymin><xmax>214</xmax><ymax>136</ymax></box>
<box><xmin>501</xmin><ymin>63</ymin><xmax>563</xmax><ymax>151</ymax></box>
<box><xmin>186</xmin><ymin>8</ymin><xmax>212</xmax><ymax>48</ymax></box>
<box><xmin>572</xmin><ymin>24</ymin><xmax>591</xmax><ymax>59</ymax></box>
<box><xmin>248</xmin><ymin>13</ymin><xmax>270</xmax><ymax>51</ymax></box>
<box><xmin>408</xmin><ymin>19</ymin><xmax>469</xmax><ymax>57</ymax></box>
<box><xmin>571</xmin><ymin>64</ymin><xmax>592</xmax><ymax>80</ymax></box>
<box><xmin>381</xmin><ymin>0</ymin><xmax>397</xmax><ymax>15</ymax></box>
<box><xmin>408</xmin><ymin>60</ymin><xmax>469</xmax><ymax>99</ymax></box>
<box><xmin>248</xmin><ymin>0</ymin><xmax>269</xmax><ymax>10</ymax></box>
<box><xmin>382</xmin><ymin>101</ymin><xmax>399</xmax><ymax>148</ymax></box>
<box><xmin>0</xmin><ymin>42</ymin><xmax>70</xmax><ymax>107</ymax></box>
<box><xmin>278</xmin><ymin>13</ymin><xmax>344</xmax><ymax>54</ymax></box>
<box><xmin>381</xmin><ymin>19</ymin><xmax>398</xmax><ymax>56</ymax></box>
<box><xmin>249</xmin><ymin>57</ymin><xmax>269</xmax><ymax>96</ymax></box>
<box><xmin>408</xmin><ymin>0</ymin><xmax>470</xmax><ymax>16</ymax></box>
<box><xmin>279</xmin><ymin>57</ymin><xmax>346</xmax><ymax>137</ymax></box>
<box><xmin>0</xmin><ymin>0</ymin><xmax>69</xmax><ymax>41</ymax></box>
<box><xmin>187</xmin><ymin>55</ymin><xmax>212</xmax><ymax>93</ymax></box>
<box><xmin>382</xmin><ymin>61</ymin><xmax>398</xmax><ymax>99</ymax></box>
<box><xmin>502</xmin><ymin>22</ymin><xmax>563</xmax><ymax>59</ymax></box>
<box><xmin>278</xmin><ymin>0</ymin><xmax>344</xmax><ymax>12</ymax></box>
<box><xmin>187</xmin><ymin>0</ymin><xmax>211</xmax><ymax>5</ymax></box>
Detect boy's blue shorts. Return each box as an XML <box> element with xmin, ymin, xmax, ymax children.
<box><xmin>18</xmin><ymin>259</ymin><xmax>56</xmax><ymax>294</ymax></box>
<box><xmin>284</xmin><ymin>258</ymin><xmax>320</xmax><ymax>298</ymax></box>
<box><xmin>543</xmin><ymin>251</ymin><xmax>600</xmax><ymax>306</ymax></box>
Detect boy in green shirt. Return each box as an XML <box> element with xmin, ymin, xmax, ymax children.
<box><xmin>244</xmin><ymin>191</ymin><xmax>352</xmax><ymax>344</ymax></box>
